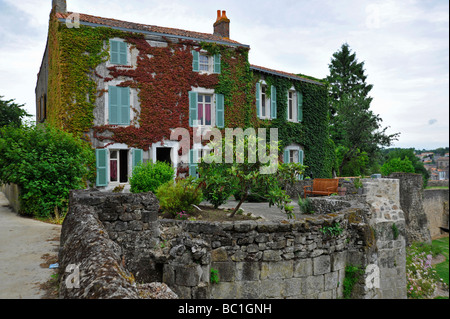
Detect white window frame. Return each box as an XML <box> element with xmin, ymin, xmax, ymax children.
<box><xmin>259</xmin><ymin>84</ymin><xmax>271</xmax><ymax>120</ymax></box>
<box><xmin>106</xmin><ymin>144</ymin><xmax>131</xmax><ymax>185</ymax></box>
<box><xmin>284</xmin><ymin>144</ymin><xmax>304</xmax><ymax>164</ymax></box>
<box><xmin>191</xmin><ymin>87</ymin><xmax>217</xmax><ymax>128</ymax></box>
<box><xmin>199</xmin><ymin>53</ymin><xmax>212</xmax><ymax>73</ymax></box>
<box><xmin>287</xmin><ymin>88</ymin><xmax>298</xmax><ymax>122</ymax></box>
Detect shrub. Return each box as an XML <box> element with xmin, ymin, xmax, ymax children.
<box><xmin>155</xmin><ymin>177</ymin><xmax>203</xmax><ymax>216</ymax></box>
<box><xmin>380</xmin><ymin>156</ymin><xmax>415</xmax><ymax>176</ymax></box>
<box><xmin>130</xmin><ymin>161</ymin><xmax>174</xmax><ymax>194</ymax></box>
<box><xmin>0</xmin><ymin>124</ymin><xmax>94</xmax><ymax>219</ymax></box>
<box><xmin>198</xmin><ymin>161</ymin><xmax>236</xmax><ymax>209</ymax></box>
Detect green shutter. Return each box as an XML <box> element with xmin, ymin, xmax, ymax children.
<box><xmin>189</xmin><ymin>91</ymin><xmax>198</xmax><ymax>127</ymax></box>
<box><xmin>284</xmin><ymin>149</ymin><xmax>289</xmax><ymax>164</ymax></box>
<box><xmin>255</xmin><ymin>82</ymin><xmax>261</xmax><ymax>118</ymax></box>
<box><xmin>96</xmin><ymin>149</ymin><xmax>108</xmax><ymax>187</ymax></box>
<box><xmin>297</xmin><ymin>92</ymin><xmax>303</xmax><ymax>122</ymax></box>
<box><xmin>119</xmin><ymin>41</ymin><xmax>128</xmax><ymax>65</ymax></box>
<box><xmin>109</xmin><ymin>86</ymin><xmax>119</xmax><ymax>124</ymax></box>
<box><xmin>192</xmin><ymin>50</ymin><xmax>200</xmax><ymax>72</ymax></box>
<box><xmin>271</xmin><ymin>85</ymin><xmax>277</xmax><ymax>119</ymax></box>
<box><xmin>110</xmin><ymin>40</ymin><xmax>120</xmax><ymax>64</ymax></box>
<box><xmin>111</xmin><ymin>40</ymin><xmax>127</xmax><ymax>65</ymax></box>
<box><xmin>213</xmin><ymin>54</ymin><xmax>221</xmax><ymax>74</ymax></box>
<box><xmin>189</xmin><ymin>149</ymin><xmax>198</xmax><ymax>177</ymax></box>
<box><xmin>216</xmin><ymin>93</ymin><xmax>225</xmax><ymax>128</ymax></box>
<box><xmin>109</xmin><ymin>86</ymin><xmax>130</xmax><ymax>125</ymax></box>
<box><xmin>132</xmin><ymin>149</ymin><xmax>143</xmax><ymax>172</ymax></box>
<box><xmin>120</xmin><ymin>87</ymin><xmax>130</xmax><ymax>125</ymax></box>
<box><xmin>298</xmin><ymin>150</ymin><xmax>304</xmax><ymax>180</ymax></box>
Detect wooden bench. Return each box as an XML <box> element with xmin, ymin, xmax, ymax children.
<box><xmin>304</xmin><ymin>179</ymin><xmax>339</xmax><ymax>198</ymax></box>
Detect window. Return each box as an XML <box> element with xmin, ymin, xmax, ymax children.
<box><xmin>283</xmin><ymin>145</ymin><xmax>304</xmax><ymax>180</ymax></box>
<box><xmin>96</xmin><ymin>148</ymin><xmax>143</xmax><ymax>187</ymax></box>
<box><xmin>108</xmin><ymin>86</ymin><xmax>130</xmax><ymax>125</ymax></box>
<box><xmin>255</xmin><ymin>83</ymin><xmax>277</xmax><ymax>120</ymax></box>
<box><xmin>288</xmin><ymin>91</ymin><xmax>296</xmax><ymax>122</ymax></box>
<box><xmin>289</xmin><ymin>149</ymin><xmax>299</xmax><ymax>164</ymax></box>
<box><xmin>198</xmin><ymin>94</ymin><xmax>213</xmax><ymax>126</ymax></box>
<box><xmin>110</xmin><ymin>40</ymin><xmax>128</xmax><ymax>65</ymax></box>
<box><xmin>199</xmin><ymin>54</ymin><xmax>210</xmax><ymax>72</ymax></box>
<box><xmin>189</xmin><ymin>91</ymin><xmax>225</xmax><ymax>128</ymax></box>
<box><xmin>192</xmin><ymin>50</ymin><xmax>221</xmax><ymax>74</ymax></box>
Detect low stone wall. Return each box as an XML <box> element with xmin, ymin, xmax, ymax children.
<box><xmin>427</xmin><ymin>180</ymin><xmax>449</xmax><ymax>188</ymax></box>
<box><xmin>59</xmin><ymin>179</ymin><xmax>407</xmax><ymax>299</ymax></box>
<box><xmin>423</xmin><ymin>188</ymin><xmax>449</xmax><ymax>238</ymax></box>
<box><xmin>58</xmin><ymin>190</ymin><xmax>177</xmax><ymax>299</ymax></box>
<box><xmin>0</xmin><ymin>183</ymin><xmax>20</xmax><ymax>214</ymax></box>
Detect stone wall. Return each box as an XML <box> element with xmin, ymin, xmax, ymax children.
<box><xmin>59</xmin><ymin>179</ymin><xmax>407</xmax><ymax>299</ymax></box>
<box><xmin>0</xmin><ymin>184</ymin><xmax>21</xmax><ymax>214</ymax></box>
<box><xmin>423</xmin><ymin>188</ymin><xmax>449</xmax><ymax>239</ymax></box>
<box><xmin>389</xmin><ymin>173</ymin><xmax>431</xmax><ymax>245</ymax></box>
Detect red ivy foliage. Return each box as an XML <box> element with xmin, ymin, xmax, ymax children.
<box><xmin>93</xmin><ymin>37</ymin><xmax>219</xmax><ymax>151</ymax></box>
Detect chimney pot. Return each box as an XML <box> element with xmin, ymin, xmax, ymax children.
<box><xmin>216</xmin><ymin>10</ymin><xmax>221</xmax><ymax>21</ymax></box>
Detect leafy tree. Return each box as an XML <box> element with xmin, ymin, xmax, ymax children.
<box><xmin>383</xmin><ymin>148</ymin><xmax>430</xmax><ymax>187</ymax></box>
<box><xmin>326</xmin><ymin>43</ymin><xmax>399</xmax><ymax>176</ymax></box>
<box><xmin>0</xmin><ymin>124</ymin><xmax>94</xmax><ymax>218</ymax></box>
<box><xmin>0</xmin><ymin>96</ymin><xmax>31</xmax><ymax>127</ymax></box>
<box><xmin>198</xmin><ymin>135</ymin><xmax>305</xmax><ymax>219</ymax></box>
<box><xmin>380</xmin><ymin>157</ymin><xmax>415</xmax><ymax>177</ymax></box>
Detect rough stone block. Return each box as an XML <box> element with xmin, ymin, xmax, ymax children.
<box><xmin>211</xmin><ymin>262</ymin><xmax>236</xmax><ymax>282</ymax></box>
<box><xmin>236</xmin><ymin>262</ymin><xmax>260</xmax><ymax>281</ymax></box>
<box><xmin>302</xmin><ymin>275</ymin><xmax>324</xmax><ymax>295</ymax></box>
<box><xmin>261</xmin><ymin>261</ymin><xmax>293</xmax><ymax>280</ymax></box>
<box><xmin>313</xmin><ymin>255</ymin><xmax>331</xmax><ymax>275</ymax></box>
<box><xmin>293</xmin><ymin>259</ymin><xmax>313</xmax><ymax>277</ymax></box>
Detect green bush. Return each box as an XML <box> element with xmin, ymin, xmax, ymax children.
<box><xmin>130</xmin><ymin>161</ymin><xmax>174</xmax><ymax>194</ymax></box>
<box><xmin>0</xmin><ymin>124</ymin><xmax>94</xmax><ymax>218</ymax></box>
<box><xmin>198</xmin><ymin>161</ymin><xmax>236</xmax><ymax>208</ymax></box>
<box><xmin>155</xmin><ymin>177</ymin><xmax>203</xmax><ymax>216</ymax></box>
<box><xmin>380</xmin><ymin>156</ymin><xmax>415</xmax><ymax>176</ymax></box>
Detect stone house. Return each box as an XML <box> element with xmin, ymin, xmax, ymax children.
<box><xmin>36</xmin><ymin>0</ymin><xmax>334</xmax><ymax>191</ymax></box>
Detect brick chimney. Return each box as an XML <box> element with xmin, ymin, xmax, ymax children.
<box><xmin>213</xmin><ymin>10</ymin><xmax>230</xmax><ymax>39</ymax></box>
<box><xmin>52</xmin><ymin>0</ymin><xmax>67</xmax><ymax>13</ymax></box>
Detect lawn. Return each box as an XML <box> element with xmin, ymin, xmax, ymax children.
<box><xmin>432</xmin><ymin>236</ymin><xmax>449</xmax><ymax>286</ymax></box>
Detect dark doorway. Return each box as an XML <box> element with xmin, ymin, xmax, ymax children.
<box><xmin>156</xmin><ymin>148</ymin><xmax>172</xmax><ymax>165</ymax></box>
<box><xmin>119</xmin><ymin>150</ymin><xmax>128</xmax><ymax>183</ymax></box>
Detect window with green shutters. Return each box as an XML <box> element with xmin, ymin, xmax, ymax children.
<box><xmin>188</xmin><ymin>91</ymin><xmax>224</xmax><ymax>128</ymax></box>
<box><xmin>110</xmin><ymin>40</ymin><xmax>128</xmax><ymax>65</ymax></box>
<box><xmin>255</xmin><ymin>82</ymin><xmax>261</xmax><ymax>118</ymax></box>
<box><xmin>191</xmin><ymin>50</ymin><xmax>221</xmax><ymax>74</ymax></box>
<box><xmin>109</xmin><ymin>86</ymin><xmax>130</xmax><ymax>125</ymax></box>
<box><xmin>96</xmin><ymin>149</ymin><xmax>108</xmax><ymax>187</ymax></box>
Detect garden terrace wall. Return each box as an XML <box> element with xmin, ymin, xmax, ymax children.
<box><xmin>423</xmin><ymin>188</ymin><xmax>449</xmax><ymax>239</ymax></box>
<box><xmin>59</xmin><ymin>179</ymin><xmax>407</xmax><ymax>299</ymax></box>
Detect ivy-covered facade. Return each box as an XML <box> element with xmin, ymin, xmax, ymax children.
<box><xmin>36</xmin><ymin>2</ymin><xmax>334</xmax><ymax>190</ymax></box>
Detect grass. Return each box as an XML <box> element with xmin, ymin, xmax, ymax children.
<box><xmin>425</xmin><ymin>186</ymin><xmax>449</xmax><ymax>190</ymax></box>
<box><xmin>432</xmin><ymin>236</ymin><xmax>449</xmax><ymax>286</ymax></box>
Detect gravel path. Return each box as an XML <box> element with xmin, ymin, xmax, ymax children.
<box><xmin>0</xmin><ymin>192</ymin><xmax>61</xmax><ymax>299</ymax></box>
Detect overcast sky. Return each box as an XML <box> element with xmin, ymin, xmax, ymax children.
<box><xmin>0</xmin><ymin>0</ymin><xmax>448</xmax><ymax>150</ymax></box>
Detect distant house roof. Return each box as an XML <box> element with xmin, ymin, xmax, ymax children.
<box><xmin>250</xmin><ymin>64</ymin><xmax>324</xmax><ymax>86</ymax></box>
<box><xmin>55</xmin><ymin>12</ymin><xmax>248</xmax><ymax>47</ymax></box>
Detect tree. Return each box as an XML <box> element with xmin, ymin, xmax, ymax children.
<box><xmin>0</xmin><ymin>96</ymin><xmax>30</xmax><ymax>127</ymax></box>
<box><xmin>0</xmin><ymin>124</ymin><xmax>94</xmax><ymax>219</ymax></box>
<box><xmin>327</xmin><ymin>43</ymin><xmax>399</xmax><ymax>176</ymax></box>
<box><xmin>198</xmin><ymin>135</ymin><xmax>305</xmax><ymax>219</ymax></box>
<box><xmin>383</xmin><ymin>148</ymin><xmax>430</xmax><ymax>187</ymax></box>
<box><xmin>380</xmin><ymin>157</ymin><xmax>415</xmax><ymax>177</ymax></box>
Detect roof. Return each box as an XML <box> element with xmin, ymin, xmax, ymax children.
<box><xmin>250</xmin><ymin>64</ymin><xmax>324</xmax><ymax>86</ymax></box>
<box><xmin>55</xmin><ymin>12</ymin><xmax>247</xmax><ymax>47</ymax></box>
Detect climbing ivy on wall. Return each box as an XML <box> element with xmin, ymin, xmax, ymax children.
<box><xmin>47</xmin><ymin>13</ymin><xmax>132</xmax><ymax>138</ymax></box>
<box><xmin>257</xmin><ymin>74</ymin><xmax>335</xmax><ymax>178</ymax></box>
